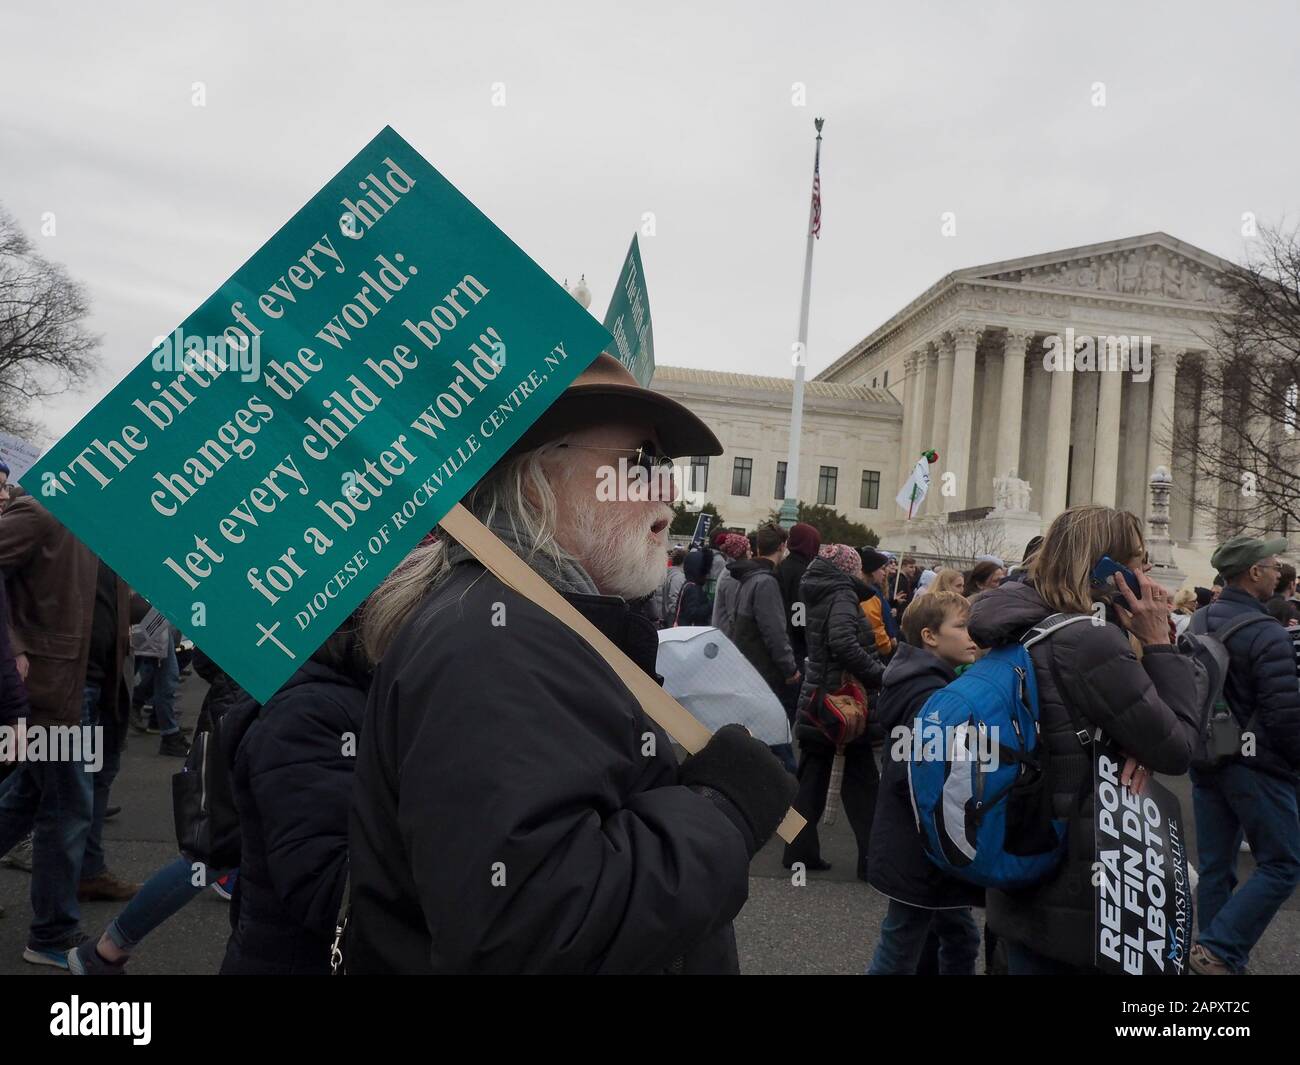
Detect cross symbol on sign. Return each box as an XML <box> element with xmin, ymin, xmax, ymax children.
<box><xmin>255</xmin><ymin>620</ymin><xmax>296</xmax><ymax>660</ymax></box>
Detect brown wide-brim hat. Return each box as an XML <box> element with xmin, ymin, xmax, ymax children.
<box><xmin>504</xmin><ymin>353</ymin><xmax>722</xmax><ymax>459</ymax></box>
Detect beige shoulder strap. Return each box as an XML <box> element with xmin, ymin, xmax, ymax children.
<box><xmin>440</xmin><ymin>504</ymin><xmax>804</xmax><ymax>843</ymax></box>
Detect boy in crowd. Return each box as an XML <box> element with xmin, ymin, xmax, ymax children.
<box><xmin>866</xmin><ymin>591</ymin><xmax>983</xmax><ymax>974</ymax></box>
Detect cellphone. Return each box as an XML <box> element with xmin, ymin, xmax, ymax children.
<box><xmin>1092</xmin><ymin>555</ymin><xmax>1143</xmax><ymax>597</ymax></box>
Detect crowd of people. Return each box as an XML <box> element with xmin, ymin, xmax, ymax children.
<box><xmin>0</xmin><ymin>352</ymin><xmax>1297</xmax><ymax>975</ymax></box>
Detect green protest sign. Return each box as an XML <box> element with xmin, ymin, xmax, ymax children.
<box><xmin>602</xmin><ymin>234</ymin><xmax>654</xmax><ymax>386</ymax></box>
<box><xmin>25</xmin><ymin>126</ymin><xmax>611</xmax><ymax>703</ymax></box>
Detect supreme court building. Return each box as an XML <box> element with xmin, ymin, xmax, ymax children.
<box><xmin>654</xmin><ymin>233</ymin><xmax>1262</xmax><ymax>583</ymax></box>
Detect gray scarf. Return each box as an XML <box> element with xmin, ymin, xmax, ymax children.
<box><xmin>444</xmin><ymin>509</ymin><xmax>599</xmax><ymax>597</ymax></box>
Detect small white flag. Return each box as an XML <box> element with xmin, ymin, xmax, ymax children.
<box><xmin>896</xmin><ymin>457</ymin><xmax>930</xmax><ymax>518</ymax></box>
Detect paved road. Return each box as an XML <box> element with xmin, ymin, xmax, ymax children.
<box><xmin>2</xmin><ymin>675</ymin><xmax>1296</xmax><ymax>975</ymax></box>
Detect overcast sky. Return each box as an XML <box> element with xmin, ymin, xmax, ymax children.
<box><xmin>3</xmin><ymin>0</ymin><xmax>1298</xmax><ymax>442</ymax></box>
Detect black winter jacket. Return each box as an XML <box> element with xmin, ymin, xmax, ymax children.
<box><xmin>777</xmin><ymin>550</ymin><xmax>814</xmax><ymax>665</ymax></box>
<box><xmin>1196</xmin><ymin>588</ymin><xmax>1300</xmax><ymax>780</ymax></box>
<box><xmin>968</xmin><ymin>580</ymin><xmax>1199</xmax><ymax>968</ymax></box>
<box><xmin>192</xmin><ymin>648</ymin><xmax>244</xmax><ymax>735</ymax></box>
<box><xmin>867</xmin><ymin>643</ymin><xmax>984</xmax><ymax>910</ymax></box>
<box><xmin>346</xmin><ymin>562</ymin><xmax>751</xmax><ymax>974</ymax></box>
<box><xmin>220</xmin><ymin>649</ymin><xmax>370</xmax><ymax>975</ymax></box>
<box><xmin>794</xmin><ymin>558</ymin><xmax>885</xmax><ymax>737</ymax></box>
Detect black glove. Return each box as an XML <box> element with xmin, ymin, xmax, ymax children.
<box><xmin>680</xmin><ymin>724</ymin><xmax>797</xmax><ymax>857</ymax></box>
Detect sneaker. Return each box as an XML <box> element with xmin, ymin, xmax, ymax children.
<box><xmin>23</xmin><ymin>933</ymin><xmax>88</xmax><ymax>969</ymax></box>
<box><xmin>160</xmin><ymin>732</ymin><xmax>190</xmax><ymax>757</ymax></box>
<box><xmin>78</xmin><ymin>871</ymin><xmax>141</xmax><ymax>902</ymax></box>
<box><xmin>212</xmin><ymin>871</ymin><xmax>237</xmax><ymax>900</ymax></box>
<box><xmin>1</xmin><ymin>835</ymin><xmax>33</xmax><ymax>872</ymax></box>
<box><xmin>1189</xmin><ymin>943</ymin><xmax>1235</xmax><ymax>976</ymax></box>
<box><xmin>67</xmin><ymin>940</ymin><xmax>126</xmax><ymax>975</ymax></box>
<box><xmin>129</xmin><ymin>705</ymin><xmax>153</xmax><ymax>733</ymax></box>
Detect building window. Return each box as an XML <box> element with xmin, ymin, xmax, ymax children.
<box><xmin>689</xmin><ymin>455</ymin><xmax>709</xmax><ymax>493</ymax></box>
<box><xmin>731</xmin><ymin>457</ymin><xmax>753</xmax><ymax>497</ymax></box>
<box><xmin>817</xmin><ymin>465</ymin><xmax>838</xmax><ymax>506</ymax></box>
<box><xmin>774</xmin><ymin>461</ymin><xmax>787</xmax><ymax>499</ymax></box>
<box><xmin>871</xmin><ymin>376</ymin><xmax>878</xmax><ymax>388</ymax></box>
<box><xmin>860</xmin><ymin>469</ymin><xmax>881</xmax><ymax>510</ymax></box>
<box><xmin>883</xmin><ymin>369</ymin><xmax>889</xmax><ymax>388</ymax></box>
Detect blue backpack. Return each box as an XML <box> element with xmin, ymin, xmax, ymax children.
<box><xmin>906</xmin><ymin>612</ymin><xmax>1095</xmax><ymax>890</ymax></box>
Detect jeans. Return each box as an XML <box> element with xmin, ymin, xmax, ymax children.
<box><xmin>106</xmin><ymin>854</ymin><xmax>233</xmax><ymax>950</ymax></box>
<box><xmin>135</xmin><ymin>638</ymin><xmax>180</xmax><ymax>736</ymax></box>
<box><xmin>1192</xmin><ymin>762</ymin><xmax>1300</xmax><ymax>972</ymax></box>
<box><xmin>82</xmin><ymin>688</ymin><xmax>121</xmax><ymax>881</ymax></box>
<box><xmin>868</xmin><ymin>900</ymin><xmax>980</xmax><ymax>974</ymax></box>
<box><xmin>0</xmin><ymin>687</ymin><xmax>98</xmax><ymax>947</ymax></box>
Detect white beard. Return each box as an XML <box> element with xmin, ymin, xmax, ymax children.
<box><xmin>570</xmin><ymin>495</ymin><xmax>668</xmax><ymax>600</ymax></box>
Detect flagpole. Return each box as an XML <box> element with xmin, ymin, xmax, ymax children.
<box><xmin>779</xmin><ymin>117</ymin><xmax>823</xmax><ymax>529</ymax></box>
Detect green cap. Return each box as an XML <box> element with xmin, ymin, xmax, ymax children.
<box><xmin>1210</xmin><ymin>534</ymin><xmax>1289</xmax><ymax>578</ymax></box>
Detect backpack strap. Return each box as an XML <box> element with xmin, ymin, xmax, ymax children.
<box><xmin>1189</xmin><ymin>606</ymin><xmax>1273</xmax><ymax>643</ymax></box>
<box><xmin>330</xmin><ymin>867</ymin><xmax>350</xmax><ymax>976</ymax></box>
<box><xmin>1021</xmin><ymin>612</ymin><xmax>1097</xmax><ymax>650</ymax></box>
<box><xmin>1213</xmin><ymin>612</ymin><xmax>1275</xmax><ymax>644</ymax></box>
<box><xmin>1021</xmin><ymin>612</ymin><xmax>1097</xmax><ymax>747</ymax></box>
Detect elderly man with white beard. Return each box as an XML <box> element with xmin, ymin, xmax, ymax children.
<box><xmin>344</xmin><ymin>354</ymin><xmax>796</xmax><ymax>974</ymax></box>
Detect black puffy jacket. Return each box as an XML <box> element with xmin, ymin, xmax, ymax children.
<box><xmin>220</xmin><ymin>641</ymin><xmax>370</xmax><ymax>975</ymax></box>
<box><xmin>192</xmin><ymin>648</ymin><xmax>244</xmax><ymax>735</ymax></box>
<box><xmin>345</xmin><ymin>561</ymin><xmax>751</xmax><ymax>974</ymax></box>
<box><xmin>777</xmin><ymin>549</ymin><xmax>814</xmax><ymax>665</ymax></box>
<box><xmin>867</xmin><ymin>643</ymin><xmax>983</xmax><ymax>910</ymax></box>
<box><xmin>794</xmin><ymin>558</ymin><xmax>884</xmax><ymax>736</ymax></box>
<box><xmin>1197</xmin><ymin>588</ymin><xmax>1300</xmax><ymax>780</ymax></box>
<box><xmin>968</xmin><ymin>580</ymin><xmax>1199</xmax><ymax>968</ymax></box>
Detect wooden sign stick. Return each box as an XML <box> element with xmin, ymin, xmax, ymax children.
<box><xmin>439</xmin><ymin>503</ymin><xmax>806</xmax><ymax>844</ymax></box>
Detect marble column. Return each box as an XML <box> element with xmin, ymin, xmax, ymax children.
<box><xmin>1192</xmin><ymin>354</ymin><xmax>1223</xmax><ymax>543</ymax></box>
<box><xmin>913</xmin><ymin>347</ymin><xmax>934</xmax><ymax>460</ymax></box>
<box><xmin>944</xmin><ymin>323</ymin><xmax>982</xmax><ymax>512</ymax></box>
<box><xmin>1092</xmin><ymin>343</ymin><xmax>1124</xmax><ymax>505</ymax></box>
<box><xmin>929</xmin><ymin>335</ymin><xmax>955</xmax><ymax>515</ymax></box>
<box><xmin>898</xmin><ymin>353</ymin><xmax>919</xmax><ymax>490</ymax></box>
<box><xmin>1041</xmin><ymin>341</ymin><xmax>1075</xmax><ymax>521</ymax></box>
<box><xmin>1148</xmin><ymin>345</ymin><xmax>1183</xmax><ymax>477</ymax></box>
<box><xmin>995</xmin><ymin>329</ymin><xmax>1030</xmax><ymax>480</ymax></box>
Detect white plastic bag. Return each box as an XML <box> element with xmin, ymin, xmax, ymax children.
<box><xmin>656</xmin><ymin>626</ymin><xmax>792</xmax><ymax>747</ymax></box>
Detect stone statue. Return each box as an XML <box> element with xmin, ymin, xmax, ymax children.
<box><xmin>1077</xmin><ymin>261</ymin><xmax>1097</xmax><ymax>288</ymax></box>
<box><xmin>1141</xmin><ymin>255</ymin><xmax>1164</xmax><ymax>295</ymax></box>
<box><xmin>1098</xmin><ymin>258</ymin><xmax>1119</xmax><ymax>290</ymax></box>
<box><xmin>993</xmin><ymin>474</ymin><xmax>1033</xmax><ymax>513</ymax></box>
<box><xmin>1182</xmin><ymin>269</ymin><xmax>1205</xmax><ymax>302</ymax></box>
<box><xmin>1162</xmin><ymin>259</ymin><xmax>1183</xmax><ymax>300</ymax></box>
<box><xmin>1120</xmin><ymin>254</ymin><xmax>1141</xmax><ymax>294</ymax></box>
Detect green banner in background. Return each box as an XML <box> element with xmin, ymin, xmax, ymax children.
<box><xmin>24</xmin><ymin>126</ymin><xmax>611</xmax><ymax>703</ymax></box>
<box><xmin>602</xmin><ymin>233</ymin><xmax>654</xmax><ymax>387</ymax></box>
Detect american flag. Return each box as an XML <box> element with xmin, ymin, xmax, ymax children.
<box><xmin>810</xmin><ymin>153</ymin><xmax>822</xmax><ymax>239</ymax></box>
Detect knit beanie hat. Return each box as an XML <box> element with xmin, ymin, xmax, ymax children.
<box><xmin>718</xmin><ymin>532</ymin><xmax>749</xmax><ymax>560</ymax></box>
<box><xmin>819</xmin><ymin>543</ymin><xmax>864</xmax><ymax>576</ymax></box>
<box><xmin>787</xmin><ymin>522</ymin><xmax>821</xmax><ymax>558</ymax></box>
<box><xmin>859</xmin><ymin>547</ymin><xmax>891</xmax><ymax>574</ymax></box>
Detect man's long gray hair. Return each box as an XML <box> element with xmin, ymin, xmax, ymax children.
<box><xmin>361</xmin><ymin>441</ymin><xmax>574</xmax><ymax>663</ymax></box>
